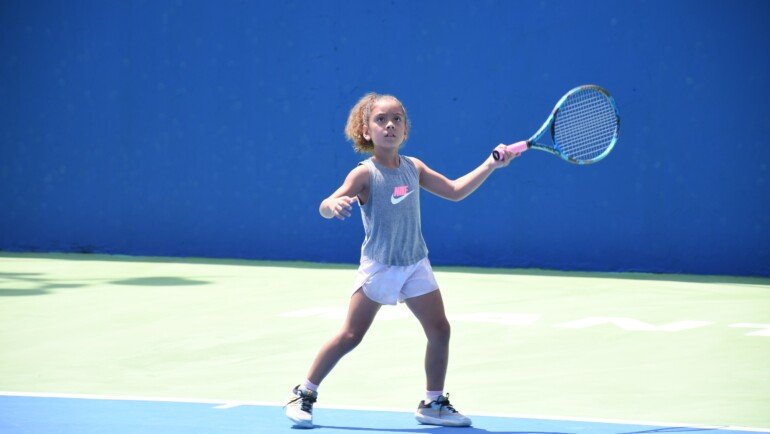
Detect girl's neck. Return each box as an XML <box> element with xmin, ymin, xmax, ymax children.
<box><xmin>372</xmin><ymin>147</ymin><xmax>400</xmax><ymax>169</ymax></box>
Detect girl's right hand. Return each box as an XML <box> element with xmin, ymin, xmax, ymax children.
<box><xmin>488</xmin><ymin>143</ymin><xmax>521</xmax><ymax>168</ymax></box>
<box><xmin>327</xmin><ymin>196</ymin><xmax>358</xmax><ymax>220</ymax></box>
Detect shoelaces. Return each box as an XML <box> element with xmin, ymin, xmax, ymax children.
<box><xmin>434</xmin><ymin>394</ymin><xmax>458</xmax><ymax>414</ymax></box>
<box><xmin>288</xmin><ymin>390</ymin><xmax>317</xmax><ymax>413</ymax></box>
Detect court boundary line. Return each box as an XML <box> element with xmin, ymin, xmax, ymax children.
<box><xmin>1</xmin><ymin>391</ymin><xmax>768</xmax><ymax>432</ymax></box>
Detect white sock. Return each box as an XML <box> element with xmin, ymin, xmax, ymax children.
<box><xmin>426</xmin><ymin>390</ymin><xmax>443</xmax><ymax>402</ymax></box>
<box><xmin>301</xmin><ymin>379</ymin><xmax>319</xmax><ymax>393</ymax></box>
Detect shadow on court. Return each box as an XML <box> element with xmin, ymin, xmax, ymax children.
<box><xmin>0</xmin><ymin>272</ymin><xmax>89</xmax><ymax>296</ymax></box>
<box><xmin>315</xmin><ymin>424</ymin><xmax>725</xmax><ymax>434</ymax></box>
<box><xmin>111</xmin><ymin>276</ymin><xmax>210</xmax><ymax>286</ymax></box>
<box><xmin>0</xmin><ymin>269</ymin><xmax>211</xmax><ymax>297</ymax></box>
<box><xmin>618</xmin><ymin>428</ymin><xmax>724</xmax><ymax>433</ymax></box>
<box><xmin>317</xmin><ymin>426</ymin><xmax>573</xmax><ymax>433</ymax></box>
<box><xmin>308</xmin><ymin>425</ymin><xmax>733</xmax><ymax>434</ymax></box>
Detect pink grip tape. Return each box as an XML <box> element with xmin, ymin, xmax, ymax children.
<box><xmin>492</xmin><ymin>141</ymin><xmax>529</xmax><ymax>161</ymax></box>
<box><xmin>507</xmin><ymin>141</ymin><xmax>529</xmax><ymax>154</ymax></box>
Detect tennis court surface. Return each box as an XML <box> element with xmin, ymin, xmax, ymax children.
<box><xmin>1</xmin><ymin>253</ymin><xmax>768</xmax><ymax>432</ymax></box>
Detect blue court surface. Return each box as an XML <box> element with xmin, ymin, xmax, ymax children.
<box><xmin>1</xmin><ymin>393</ymin><xmax>765</xmax><ymax>434</ymax></box>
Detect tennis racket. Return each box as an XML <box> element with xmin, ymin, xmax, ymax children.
<box><xmin>493</xmin><ymin>85</ymin><xmax>620</xmax><ymax>165</ymax></box>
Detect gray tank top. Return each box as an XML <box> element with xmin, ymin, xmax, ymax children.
<box><xmin>358</xmin><ymin>156</ymin><xmax>428</xmax><ymax>266</ymax></box>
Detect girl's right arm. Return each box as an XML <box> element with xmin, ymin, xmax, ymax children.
<box><xmin>319</xmin><ymin>165</ymin><xmax>370</xmax><ymax>220</ymax></box>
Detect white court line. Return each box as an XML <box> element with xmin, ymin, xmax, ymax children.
<box><xmin>0</xmin><ymin>391</ymin><xmax>279</xmax><ymax>408</ymax></box>
<box><xmin>1</xmin><ymin>391</ymin><xmax>769</xmax><ymax>433</ymax></box>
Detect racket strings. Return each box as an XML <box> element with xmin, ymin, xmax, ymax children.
<box><xmin>556</xmin><ymin>94</ymin><xmax>616</xmax><ymax>159</ymax></box>
<box><xmin>557</xmin><ymin>92</ymin><xmax>616</xmax><ymax>150</ymax></box>
<box><xmin>553</xmin><ymin>88</ymin><xmax>618</xmax><ymax>162</ymax></box>
<box><xmin>557</xmin><ymin>97</ymin><xmax>616</xmax><ymax>158</ymax></box>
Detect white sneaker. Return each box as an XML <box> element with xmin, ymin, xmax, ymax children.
<box><xmin>284</xmin><ymin>385</ymin><xmax>317</xmax><ymax>428</ymax></box>
<box><xmin>415</xmin><ymin>393</ymin><xmax>472</xmax><ymax>427</ymax></box>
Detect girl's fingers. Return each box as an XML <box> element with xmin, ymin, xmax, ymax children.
<box><xmin>332</xmin><ymin>200</ymin><xmax>352</xmax><ymax>219</ymax></box>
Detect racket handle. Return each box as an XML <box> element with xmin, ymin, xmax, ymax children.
<box><xmin>492</xmin><ymin>141</ymin><xmax>529</xmax><ymax>161</ymax></box>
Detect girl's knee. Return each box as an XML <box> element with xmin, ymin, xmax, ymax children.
<box><xmin>338</xmin><ymin>329</ymin><xmax>366</xmax><ymax>349</ymax></box>
<box><xmin>427</xmin><ymin>319</ymin><xmax>451</xmax><ymax>343</ymax></box>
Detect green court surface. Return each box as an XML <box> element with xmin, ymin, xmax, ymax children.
<box><xmin>1</xmin><ymin>253</ymin><xmax>768</xmax><ymax>429</ymax></box>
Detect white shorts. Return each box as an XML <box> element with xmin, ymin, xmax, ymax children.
<box><xmin>351</xmin><ymin>256</ymin><xmax>439</xmax><ymax>305</ymax></box>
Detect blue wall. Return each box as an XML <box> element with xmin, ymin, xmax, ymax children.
<box><xmin>2</xmin><ymin>1</ymin><xmax>769</xmax><ymax>276</ymax></box>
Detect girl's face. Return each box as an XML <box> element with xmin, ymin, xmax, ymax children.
<box><xmin>363</xmin><ymin>98</ymin><xmax>407</xmax><ymax>150</ymax></box>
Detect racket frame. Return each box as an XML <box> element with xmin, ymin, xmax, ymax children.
<box><xmin>529</xmin><ymin>84</ymin><xmax>620</xmax><ymax>165</ymax></box>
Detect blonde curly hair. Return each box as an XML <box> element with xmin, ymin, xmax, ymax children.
<box><xmin>344</xmin><ymin>92</ymin><xmax>410</xmax><ymax>153</ymax></box>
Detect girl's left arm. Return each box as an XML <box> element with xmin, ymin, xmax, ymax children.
<box><xmin>412</xmin><ymin>144</ymin><xmax>518</xmax><ymax>201</ymax></box>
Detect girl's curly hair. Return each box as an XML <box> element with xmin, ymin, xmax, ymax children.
<box><xmin>344</xmin><ymin>92</ymin><xmax>410</xmax><ymax>153</ymax></box>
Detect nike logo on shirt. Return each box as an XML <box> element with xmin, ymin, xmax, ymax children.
<box><xmin>391</xmin><ymin>186</ymin><xmax>415</xmax><ymax>205</ymax></box>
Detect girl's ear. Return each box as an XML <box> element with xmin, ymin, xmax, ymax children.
<box><xmin>362</xmin><ymin>124</ymin><xmax>371</xmax><ymax>141</ymax></box>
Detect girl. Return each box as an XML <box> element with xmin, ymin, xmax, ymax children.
<box><xmin>285</xmin><ymin>92</ymin><xmax>518</xmax><ymax>428</ymax></box>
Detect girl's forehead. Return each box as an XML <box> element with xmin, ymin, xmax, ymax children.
<box><xmin>371</xmin><ymin>98</ymin><xmax>404</xmax><ymax>113</ymax></box>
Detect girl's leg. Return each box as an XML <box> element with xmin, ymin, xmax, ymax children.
<box><xmin>404</xmin><ymin>289</ymin><xmax>450</xmax><ymax>391</ymax></box>
<box><xmin>305</xmin><ymin>288</ymin><xmax>382</xmax><ymax>385</ymax></box>
<box><xmin>406</xmin><ymin>289</ymin><xmax>471</xmax><ymax>427</ymax></box>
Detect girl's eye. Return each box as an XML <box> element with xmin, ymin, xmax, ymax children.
<box><xmin>394</xmin><ymin>116</ymin><xmax>401</xmax><ymax>123</ymax></box>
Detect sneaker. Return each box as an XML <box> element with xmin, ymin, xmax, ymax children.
<box><xmin>415</xmin><ymin>393</ymin><xmax>472</xmax><ymax>427</ymax></box>
<box><xmin>285</xmin><ymin>385</ymin><xmax>317</xmax><ymax>428</ymax></box>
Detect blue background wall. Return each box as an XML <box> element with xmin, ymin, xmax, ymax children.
<box><xmin>1</xmin><ymin>0</ymin><xmax>769</xmax><ymax>276</ymax></box>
